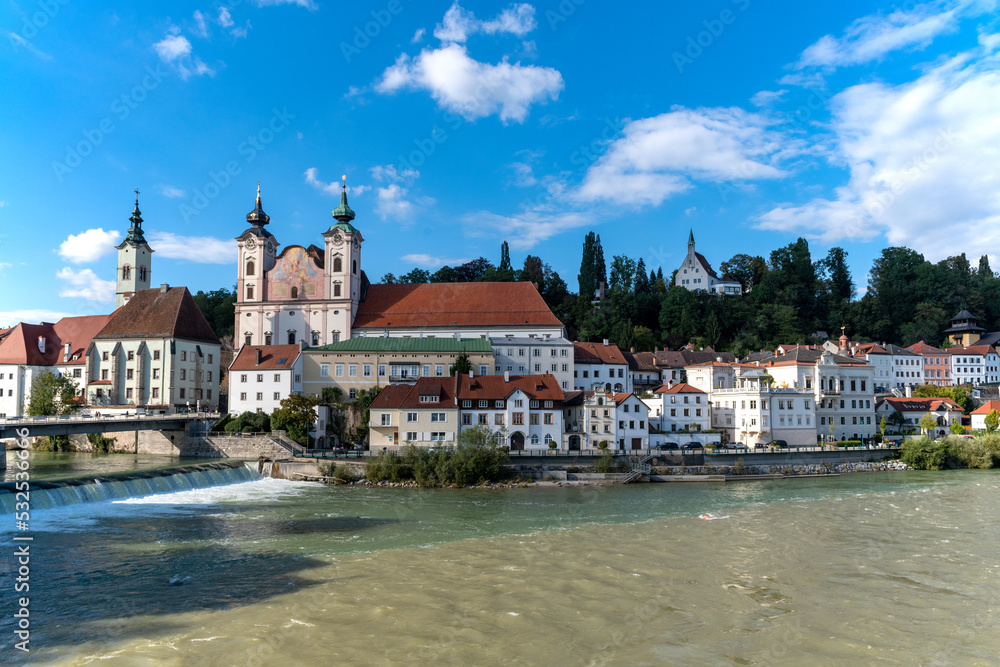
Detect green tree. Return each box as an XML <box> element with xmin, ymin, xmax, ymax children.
<box><xmin>634</xmin><ymin>258</ymin><xmax>651</xmax><ymax>294</ymax></box>
<box><xmin>499</xmin><ymin>240</ymin><xmax>512</xmax><ymax>274</ymax></box>
<box><xmin>450</xmin><ymin>352</ymin><xmax>472</xmax><ymax>376</ymax></box>
<box><xmin>399</xmin><ymin>268</ymin><xmax>430</xmax><ymax>284</ymax></box>
<box><xmin>720</xmin><ymin>253</ymin><xmax>767</xmax><ymax>294</ymax></box>
<box><xmin>27</xmin><ymin>372</ymin><xmax>79</xmax><ymax>416</ymax></box>
<box><xmin>887</xmin><ymin>410</ymin><xmax>905</xmax><ymax>433</ymax></box>
<box><xmin>192</xmin><ymin>287</ymin><xmax>237</xmax><ymax>339</ymax></box>
<box><xmin>521</xmin><ymin>255</ymin><xmax>544</xmax><ymax>285</ymax></box>
<box><xmin>608</xmin><ymin>255</ymin><xmax>637</xmax><ymax>294</ymax></box>
<box><xmin>879</xmin><ymin>415</ymin><xmax>888</xmax><ymax>437</ymax></box>
<box><xmin>271</xmin><ymin>394</ymin><xmax>320</xmax><ymax>445</ymax></box>
<box><xmin>578</xmin><ymin>231</ymin><xmax>598</xmax><ymax>298</ymax></box>
<box><xmin>632</xmin><ymin>325</ymin><xmax>656</xmax><ymax>352</ymax></box>
<box><xmin>950</xmin><ymin>419</ymin><xmax>964</xmax><ymax>435</ymax></box>
<box><xmin>986</xmin><ymin>409</ymin><xmax>999</xmax><ymax>433</ymax></box>
<box><xmin>919</xmin><ymin>412</ymin><xmax>937</xmax><ymax>435</ymax></box>
<box><xmin>913</xmin><ymin>384</ymin><xmax>973</xmax><ymax>413</ymax></box>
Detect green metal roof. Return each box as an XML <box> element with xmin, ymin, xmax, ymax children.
<box><xmin>306</xmin><ymin>337</ymin><xmax>494</xmax><ymax>353</ymax></box>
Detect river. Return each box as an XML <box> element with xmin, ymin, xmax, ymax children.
<box><xmin>2</xmin><ymin>453</ymin><xmax>998</xmax><ymax>665</ymax></box>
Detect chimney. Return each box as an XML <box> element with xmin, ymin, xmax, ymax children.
<box><xmin>468</xmin><ymin>370</ymin><xmax>474</xmax><ymax>379</ymax></box>
<box><xmin>37</xmin><ymin>336</ymin><xmax>46</xmax><ymax>354</ymax></box>
<box><xmin>630</xmin><ymin>347</ymin><xmax>635</xmax><ymax>353</ymax></box>
<box><xmin>160</xmin><ymin>284</ymin><xmax>169</xmax><ymax>293</ymax></box>
<box><xmin>255</xmin><ymin>348</ymin><xmax>262</xmax><ymax>366</ymax></box>
<box><xmin>905</xmin><ymin>384</ymin><xmax>912</xmax><ymax>398</ymax></box>
<box><xmin>504</xmin><ymin>371</ymin><xmax>510</xmax><ymax>382</ymax></box>
<box><xmin>716</xmin><ymin>356</ymin><xmax>722</xmax><ymax>362</ymax></box>
<box><xmin>603</xmin><ymin>339</ymin><xmax>609</xmax><ymax>346</ymax></box>
<box><xmin>63</xmin><ymin>343</ymin><xmax>72</xmax><ymax>363</ymax></box>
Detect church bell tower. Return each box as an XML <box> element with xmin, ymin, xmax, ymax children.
<box><xmin>116</xmin><ymin>189</ymin><xmax>153</xmax><ymax>308</ymax></box>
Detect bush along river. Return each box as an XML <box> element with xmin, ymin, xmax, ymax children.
<box><xmin>1</xmin><ymin>452</ymin><xmax>1000</xmax><ymax>664</ymax></box>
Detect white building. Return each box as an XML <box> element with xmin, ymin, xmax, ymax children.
<box><xmin>949</xmin><ymin>345</ymin><xmax>1000</xmax><ymax>385</ymax></box>
<box><xmin>884</xmin><ymin>344</ymin><xmax>925</xmax><ymax>390</ymax></box>
<box><xmin>711</xmin><ymin>367</ymin><xmax>816</xmax><ymax>447</ymax></box>
<box><xmin>455</xmin><ymin>374</ymin><xmax>565</xmax><ymax>451</ymax></box>
<box><xmin>228</xmin><ymin>344</ymin><xmax>303</xmax><ymax>415</ymax></box>
<box><xmin>613</xmin><ymin>392</ymin><xmax>649</xmax><ymax>450</ymax></box>
<box><xmin>573</xmin><ymin>341</ymin><xmax>631</xmax><ymax>393</ymax></box>
<box><xmin>643</xmin><ymin>382</ymin><xmax>711</xmax><ymax>435</ymax></box>
<box><xmin>876</xmin><ymin>397</ymin><xmax>963</xmax><ymax>438</ymax></box>
<box><xmin>491</xmin><ymin>335</ymin><xmax>574</xmax><ymax>392</ymax></box>
<box><xmin>673</xmin><ymin>230</ymin><xmax>741</xmax><ymax>295</ymax></box>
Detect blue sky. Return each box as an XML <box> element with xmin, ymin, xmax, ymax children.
<box><xmin>2</xmin><ymin>0</ymin><xmax>999</xmax><ymax>325</ymax></box>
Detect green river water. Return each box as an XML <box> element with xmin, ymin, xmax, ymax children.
<box><xmin>1</xmin><ymin>453</ymin><xmax>998</xmax><ymax>665</ymax></box>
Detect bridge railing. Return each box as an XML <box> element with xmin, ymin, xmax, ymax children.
<box><xmin>1</xmin><ymin>411</ymin><xmax>219</xmax><ymax>426</ymax></box>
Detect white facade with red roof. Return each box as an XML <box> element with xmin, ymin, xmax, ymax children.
<box><xmin>876</xmin><ymin>396</ymin><xmax>962</xmax><ymax>438</ymax></box>
<box><xmin>455</xmin><ymin>373</ymin><xmax>564</xmax><ymax>451</ymax></box>
<box><xmin>612</xmin><ymin>392</ymin><xmax>649</xmax><ymax>450</ymax></box>
<box><xmin>643</xmin><ymin>382</ymin><xmax>710</xmax><ymax>435</ymax></box>
<box><xmin>970</xmin><ymin>400</ymin><xmax>1000</xmax><ymax>431</ymax></box>
<box><xmin>948</xmin><ymin>345</ymin><xmax>999</xmax><ymax>385</ymax></box>
<box><xmin>673</xmin><ymin>231</ymin><xmax>741</xmax><ymax>295</ymax></box>
<box><xmin>228</xmin><ymin>344</ymin><xmax>303</xmax><ymax>416</ymax></box>
<box><xmin>710</xmin><ymin>367</ymin><xmax>817</xmax><ymax>447</ymax></box>
<box><xmin>907</xmin><ymin>341</ymin><xmax>951</xmax><ymax>386</ymax></box>
<box><xmin>573</xmin><ymin>341</ymin><xmax>630</xmax><ymax>393</ymax></box>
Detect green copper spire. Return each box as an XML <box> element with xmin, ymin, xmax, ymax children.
<box><xmin>332</xmin><ymin>175</ymin><xmax>356</xmax><ymax>223</ymax></box>
<box><xmin>688</xmin><ymin>229</ymin><xmax>695</xmax><ymax>245</ymax></box>
<box><xmin>123</xmin><ymin>188</ymin><xmax>147</xmax><ymax>246</ymax></box>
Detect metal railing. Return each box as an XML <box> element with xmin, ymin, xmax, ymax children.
<box><xmin>2</xmin><ymin>411</ymin><xmax>218</xmax><ymax>425</ymax></box>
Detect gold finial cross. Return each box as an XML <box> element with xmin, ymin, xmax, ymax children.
<box><xmin>134</xmin><ymin>187</ymin><xmax>140</xmax><ymax>201</ymax></box>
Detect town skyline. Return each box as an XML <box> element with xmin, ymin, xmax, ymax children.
<box><xmin>3</xmin><ymin>1</ymin><xmax>999</xmax><ymax>325</ymax></box>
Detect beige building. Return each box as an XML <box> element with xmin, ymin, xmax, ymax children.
<box><xmin>302</xmin><ymin>337</ymin><xmax>495</xmax><ymax>400</ymax></box>
<box><xmin>369</xmin><ymin>377</ymin><xmax>458</xmax><ymax>450</ymax></box>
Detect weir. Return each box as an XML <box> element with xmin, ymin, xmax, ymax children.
<box><xmin>0</xmin><ymin>461</ymin><xmax>260</xmax><ymax>513</ymax></box>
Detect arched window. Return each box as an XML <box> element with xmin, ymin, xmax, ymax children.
<box><xmin>291</xmin><ymin>286</ymin><xmax>298</xmax><ymax>299</ymax></box>
<box><xmin>245</xmin><ymin>333</ymin><xmax>252</xmax><ymax>345</ymax></box>
<box><xmin>264</xmin><ymin>332</ymin><xmax>272</xmax><ymax>345</ymax></box>
<box><xmin>333</xmin><ymin>257</ymin><xmax>342</xmax><ymax>272</ymax></box>
<box><xmin>311</xmin><ymin>331</ymin><xmax>320</xmax><ymax>346</ymax></box>
<box><xmin>530</xmin><ymin>434</ymin><xmax>539</xmax><ymax>445</ymax></box>
<box><xmin>246</xmin><ymin>261</ymin><xmax>255</xmax><ymax>276</ymax></box>
<box><xmin>122</xmin><ymin>265</ymin><xmax>131</xmax><ymax>280</ymax></box>
<box><xmin>352</xmin><ymin>260</ymin><xmax>357</xmax><ymax>274</ymax></box>
<box><xmin>288</xmin><ymin>331</ymin><xmax>296</xmax><ymax>345</ymax></box>
<box><xmin>332</xmin><ymin>331</ymin><xmax>340</xmax><ymax>343</ymax></box>
<box><xmin>544</xmin><ymin>434</ymin><xmax>553</xmax><ymax>444</ymax></box>
<box><xmin>138</xmin><ymin>266</ymin><xmax>146</xmax><ymax>281</ymax></box>
<box><xmin>246</xmin><ymin>285</ymin><xmax>254</xmax><ymax>300</ymax></box>
<box><xmin>333</xmin><ymin>282</ymin><xmax>341</xmax><ymax>297</ymax></box>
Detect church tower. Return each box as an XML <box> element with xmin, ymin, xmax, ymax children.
<box><xmin>116</xmin><ymin>189</ymin><xmax>153</xmax><ymax>308</ymax></box>
<box><xmin>235</xmin><ymin>184</ymin><xmax>279</xmax><ymax>346</ymax></box>
<box><xmin>322</xmin><ymin>176</ymin><xmax>363</xmax><ymax>343</ymax></box>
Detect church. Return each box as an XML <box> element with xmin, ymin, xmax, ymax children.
<box><xmin>233</xmin><ymin>178</ymin><xmax>575</xmax><ymax>390</ymax></box>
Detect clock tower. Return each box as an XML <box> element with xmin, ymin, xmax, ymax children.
<box><xmin>116</xmin><ymin>189</ymin><xmax>153</xmax><ymax>308</ymax></box>
<box><xmin>235</xmin><ymin>184</ymin><xmax>279</xmax><ymax>346</ymax></box>
<box><xmin>322</xmin><ymin>176</ymin><xmax>363</xmax><ymax>343</ymax></box>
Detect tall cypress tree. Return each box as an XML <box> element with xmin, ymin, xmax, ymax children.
<box><xmin>578</xmin><ymin>232</ymin><xmax>596</xmax><ymax>297</ymax></box>
<box><xmin>634</xmin><ymin>258</ymin><xmax>650</xmax><ymax>294</ymax></box>
<box><xmin>595</xmin><ymin>234</ymin><xmax>607</xmax><ymax>290</ymax></box>
<box><xmin>499</xmin><ymin>241</ymin><xmax>512</xmax><ymax>273</ymax></box>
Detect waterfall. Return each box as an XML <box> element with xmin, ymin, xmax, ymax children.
<box><xmin>0</xmin><ymin>462</ymin><xmax>261</xmax><ymax>513</ymax></box>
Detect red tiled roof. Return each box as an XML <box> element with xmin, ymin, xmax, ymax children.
<box><xmin>948</xmin><ymin>345</ymin><xmax>996</xmax><ymax>356</ymax></box>
<box><xmin>694</xmin><ymin>252</ymin><xmax>719</xmax><ymax>279</ymax></box>
<box><xmin>613</xmin><ymin>392</ymin><xmax>641</xmax><ymax>406</ymax></box>
<box><xmin>455</xmin><ymin>374</ymin><xmax>564</xmax><ymax>401</ymax></box>
<box><xmin>879</xmin><ymin>397</ymin><xmax>962</xmax><ymax>412</ymax></box>
<box><xmin>574</xmin><ymin>341</ymin><xmax>627</xmax><ymax>365</ymax></box>
<box><xmin>369</xmin><ymin>377</ymin><xmax>456</xmax><ymax>411</ymax></box>
<box><xmin>95</xmin><ymin>286</ymin><xmax>219</xmax><ymax>343</ymax></box>
<box><xmin>971</xmin><ymin>400</ymin><xmax>1000</xmax><ymax>415</ymax></box>
<box><xmin>622</xmin><ymin>350</ymin><xmax>659</xmax><ymax>371</ymax></box>
<box><xmin>654</xmin><ymin>349</ymin><xmax>737</xmax><ymax>368</ymax></box>
<box><xmin>652</xmin><ymin>382</ymin><xmax>705</xmax><ymax>394</ymax></box>
<box><xmin>0</xmin><ymin>315</ymin><xmax>113</xmax><ymax>366</ymax></box>
<box><xmin>229</xmin><ymin>344</ymin><xmax>301</xmax><ymax>371</ymax></box>
<box><xmin>908</xmin><ymin>341</ymin><xmax>947</xmax><ymax>355</ymax></box>
<box><xmin>353</xmin><ymin>282</ymin><xmax>561</xmax><ymax>329</ymax></box>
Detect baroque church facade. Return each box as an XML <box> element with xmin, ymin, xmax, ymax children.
<box><xmin>234</xmin><ymin>180</ymin><xmax>365</xmax><ymax>348</ymax></box>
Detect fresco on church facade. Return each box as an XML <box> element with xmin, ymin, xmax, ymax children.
<box><xmin>267</xmin><ymin>246</ymin><xmax>324</xmax><ymax>300</ymax></box>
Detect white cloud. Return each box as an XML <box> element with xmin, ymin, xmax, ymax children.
<box><xmin>0</xmin><ymin>200</ymin><xmax>8</xmax><ymax>207</ymax></box>
<box><xmin>376</xmin><ymin>184</ymin><xmax>417</xmax><ymax>220</ymax></box>
<box><xmin>465</xmin><ymin>209</ymin><xmax>592</xmax><ymax>250</ymax></box>
<box><xmin>0</xmin><ymin>309</ymin><xmax>76</xmax><ymax>327</ymax></box>
<box><xmin>192</xmin><ymin>10</ymin><xmax>209</xmax><ymax>38</ymax></box>
<box><xmin>371</xmin><ymin>164</ymin><xmax>419</xmax><ymax>183</ymax></box>
<box><xmin>434</xmin><ymin>2</ymin><xmax>536</xmax><ymax>43</ymax></box>
<box><xmin>574</xmin><ymin>107</ymin><xmax>793</xmax><ymax>207</ymax></box>
<box><xmin>146</xmin><ymin>232</ymin><xmax>234</xmax><ymax>264</ymax></box>
<box><xmin>376</xmin><ymin>43</ymin><xmax>563</xmax><ymax>122</ymax></box>
<box><xmin>7</xmin><ymin>32</ymin><xmax>52</xmax><ymax>60</ymax></box>
<box><xmin>252</xmin><ymin>0</ymin><xmax>318</xmax><ymax>10</ymax></box>
<box><xmin>159</xmin><ymin>185</ymin><xmax>186</xmax><ymax>198</ymax></box>
<box><xmin>305</xmin><ymin>168</ymin><xmax>345</xmax><ymax>196</ymax></box>
<box><xmin>401</xmin><ymin>253</ymin><xmax>473</xmax><ymax>268</ymax></box>
<box><xmin>412</xmin><ymin>27</ymin><xmax>426</xmax><ymax>43</ymax></box>
<box><xmin>509</xmin><ymin>162</ymin><xmax>537</xmax><ymax>187</ymax></box>
<box><xmin>153</xmin><ymin>34</ymin><xmax>192</xmax><ymax>62</ymax></box>
<box><xmin>794</xmin><ymin>1</ymin><xmax>994</xmax><ymax>70</ymax></box>
<box><xmin>56</xmin><ymin>268</ymin><xmax>115</xmax><ymax>302</ymax></box>
<box><xmin>750</xmin><ymin>89</ymin><xmax>787</xmax><ymax>106</ymax></box>
<box><xmin>218</xmin><ymin>7</ymin><xmax>234</xmax><ymax>28</ymax></box>
<box><xmin>0</xmin><ymin>262</ymin><xmax>10</xmax><ymax>272</ymax></box>
<box><xmin>57</xmin><ymin>228</ymin><xmax>120</xmax><ymax>264</ymax></box>
<box><xmin>756</xmin><ymin>49</ymin><xmax>1000</xmax><ymax>259</ymax></box>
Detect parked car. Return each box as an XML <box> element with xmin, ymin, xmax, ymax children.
<box><xmin>681</xmin><ymin>442</ymin><xmax>703</xmax><ymax>450</ymax></box>
<box><xmin>729</xmin><ymin>443</ymin><xmax>748</xmax><ymax>451</ymax></box>
<box><xmin>768</xmin><ymin>439</ymin><xmax>788</xmax><ymax>448</ymax></box>
<box><xmin>655</xmin><ymin>442</ymin><xmax>679</xmax><ymax>450</ymax></box>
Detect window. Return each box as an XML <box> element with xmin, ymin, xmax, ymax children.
<box><xmin>152</xmin><ymin>388</ymin><xmax>159</xmax><ymax>399</ymax></box>
<box><xmin>101</xmin><ymin>369</ymin><xmax>108</xmax><ymax>380</ymax></box>
<box><xmin>513</xmin><ymin>413</ymin><xmax>524</xmax><ymax>425</ymax></box>
<box><xmin>320</xmin><ymin>364</ymin><xmax>329</xmax><ymax>377</ymax></box>
<box><xmin>518</xmin><ymin>349</ymin><xmax>525</xmax><ymax>357</ymax></box>
<box><xmin>430</xmin><ymin>432</ymin><xmax>446</xmax><ymax>441</ymax></box>
<box><xmin>543</xmin><ymin>413</ymin><xmax>553</xmax><ymax>425</ymax></box>
<box><xmin>406</xmin><ymin>431</ymin><xmax>418</xmax><ymax>441</ymax></box>
<box><xmin>256</xmin><ymin>373</ymin><xmax>263</xmax><ymax>382</ymax></box>
<box><xmin>530</xmin><ymin>413</ymin><xmax>539</xmax><ymax>425</ymax></box>
<box><xmin>240</xmin><ymin>392</ymin><xmax>247</xmax><ymax>400</ymax></box>
<box><xmin>349</xmin><ymin>388</ymin><xmax>356</xmax><ymax>399</ymax></box>
<box><xmin>207</xmin><ymin>371</ymin><xmax>213</xmax><ymax>382</ymax></box>
<box><xmin>207</xmin><ymin>354</ymin><xmax>213</xmax><ymax>364</ymax></box>
<box><xmin>335</xmin><ymin>364</ymin><xmax>344</xmax><ymax>377</ymax></box>
<box><xmin>179</xmin><ymin>388</ymin><xmax>186</xmax><ymax>399</ymax></box>
<box><xmin>333</xmin><ymin>256</ymin><xmax>342</xmax><ymax>272</ymax></box>
<box><xmin>495</xmin><ymin>414</ymin><xmax>504</xmax><ymax>425</ymax></box>
<box><xmin>478</xmin><ymin>414</ymin><xmax>488</xmax><ymax>425</ymax></box>
<box><xmin>127</xmin><ymin>369</ymin><xmax>134</xmax><ymax>380</ymax></box>
<box><xmin>422</xmin><ymin>364</ymin><xmax>430</xmax><ymax>377</ymax></box>
<box><xmin>378</xmin><ymin>364</ymin><xmax>386</xmax><ymax>377</ymax></box>
<box><xmin>273</xmin><ymin>392</ymin><xmax>280</xmax><ymax>400</ymax></box>
<box><xmin>380</xmin><ymin>414</ymin><xmax>391</xmax><ymax>426</ymax></box>
<box><xmin>246</xmin><ymin>260</ymin><xmax>255</xmax><ymax>276</ymax></box>
<box><xmin>534</xmin><ymin>364</ymin><xmax>541</xmax><ymax>372</ymax></box>
<box><xmin>495</xmin><ymin>400</ymin><xmax>504</xmax><ymax>409</ymax></box>
<box><xmin>348</xmin><ymin>364</ymin><xmax>357</xmax><ymax>377</ymax></box>
<box><xmin>73</xmin><ymin>368</ymin><xmax>82</xmax><ymax>378</ymax></box>
<box><xmin>126</xmin><ymin>388</ymin><xmax>133</xmax><ymax>399</ymax></box>
<box><xmin>530</xmin><ymin>400</ymin><xmax>539</xmax><ymax>409</ymax></box>
<box><xmin>406</xmin><ymin>412</ymin><xmax>418</xmax><ymax>423</ymax></box>
<box><xmin>480</xmin><ymin>365</ymin><xmax>488</xmax><ymax>376</ymax></box>
<box><xmin>431</xmin><ymin>413</ymin><xmax>446</xmax><ymax>422</ymax></box>
<box><xmin>256</xmin><ymin>392</ymin><xmax>263</xmax><ymax>401</ymax></box>
<box><xmin>479</xmin><ymin>400</ymin><xmax>488</xmax><ymax>408</ymax></box>
<box><xmin>562</xmin><ymin>364</ymin><xmax>568</xmax><ymax>372</ymax></box>
<box><xmin>435</xmin><ymin>364</ymin><xmax>444</xmax><ymax>377</ymax></box>
<box><xmin>462</xmin><ymin>414</ymin><xmax>471</xmax><ymax>425</ymax></box>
